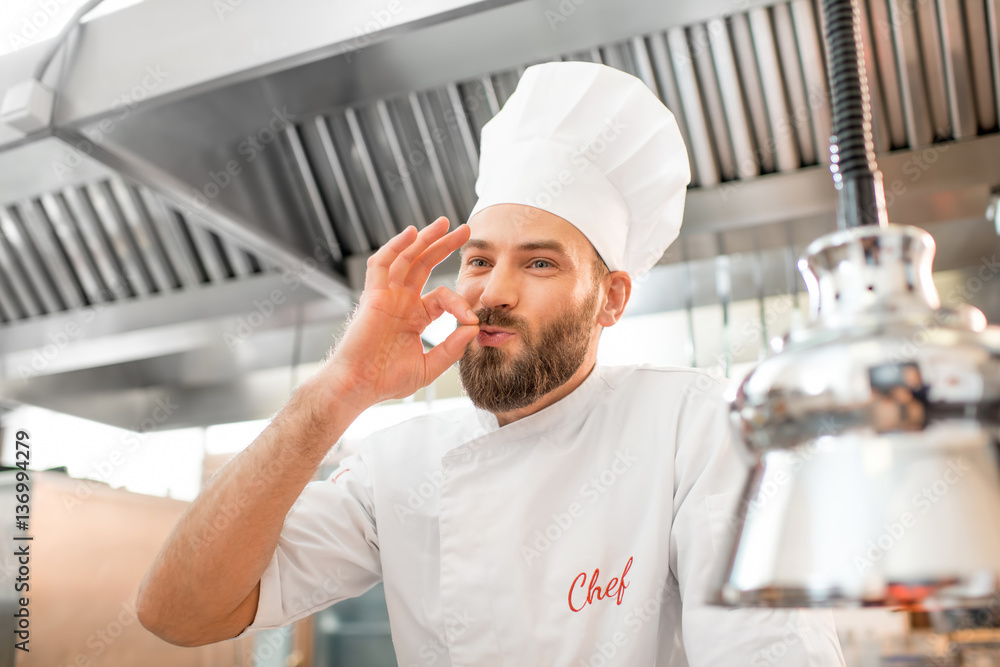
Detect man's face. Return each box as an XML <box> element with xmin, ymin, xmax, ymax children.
<box><xmin>455</xmin><ymin>204</ymin><xmax>606</xmax><ymax>413</ymax></box>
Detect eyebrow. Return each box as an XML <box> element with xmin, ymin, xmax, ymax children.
<box><xmin>460</xmin><ymin>238</ymin><xmax>571</xmax><ymax>257</ymax></box>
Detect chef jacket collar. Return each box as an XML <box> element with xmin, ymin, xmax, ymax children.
<box><xmin>468</xmin><ymin>361</ymin><xmax>611</xmax><ymax>443</ymax></box>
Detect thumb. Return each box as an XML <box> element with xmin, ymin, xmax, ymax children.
<box><xmin>424</xmin><ymin>324</ymin><xmax>479</xmax><ymax>380</ymax></box>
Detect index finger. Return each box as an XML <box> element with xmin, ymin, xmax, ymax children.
<box><xmin>404</xmin><ymin>223</ymin><xmax>472</xmax><ymax>291</ymax></box>
<box><xmin>364</xmin><ymin>225</ymin><xmax>418</xmax><ymax>290</ymax></box>
<box><xmin>387</xmin><ymin>217</ymin><xmax>451</xmax><ymax>286</ymax></box>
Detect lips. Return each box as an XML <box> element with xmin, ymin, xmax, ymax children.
<box><xmin>477</xmin><ymin>325</ymin><xmax>517</xmax><ymax>347</ymax></box>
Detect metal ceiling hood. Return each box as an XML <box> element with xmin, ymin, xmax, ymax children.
<box><xmin>13</xmin><ymin>0</ymin><xmax>823</xmax><ymax>288</ymax></box>
<box><xmin>1</xmin><ymin>0</ymin><xmax>1000</xmax><ymax>429</ymax></box>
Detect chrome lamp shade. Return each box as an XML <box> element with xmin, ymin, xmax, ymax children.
<box><xmin>712</xmin><ymin>0</ymin><xmax>1000</xmax><ymax>610</ymax></box>
<box><xmin>713</xmin><ymin>224</ymin><xmax>1000</xmax><ymax>608</ymax></box>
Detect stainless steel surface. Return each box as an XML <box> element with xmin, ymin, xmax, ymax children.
<box><xmin>690</xmin><ymin>22</ymin><xmax>737</xmax><ymax>181</ymax></box>
<box><xmin>890</xmin><ymin>0</ymin><xmax>934</xmax><ymax>146</ymax></box>
<box><xmin>773</xmin><ymin>2</ymin><xmax>817</xmax><ymax>166</ymax></box>
<box><xmin>936</xmin><ymin>0</ymin><xmax>977</xmax><ymax>139</ymax></box>
<box><xmin>863</xmin><ymin>0</ymin><xmax>901</xmax><ymax>151</ymax></box>
<box><xmin>715</xmin><ymin>238</ymin><xmax>733</xmax><ymax>375</ymax></box>
<box><xmin>647</xmin><ymin>32</ymin><xmax>702</xmax><ymax>179</ymax></box>
<box><xmin>750</xmin><ymin>6</ymin><xmax>802</xmax><ymax>172</ymax></box>
<box><xmin>311</xmin><ymin>113</ymin><xmax>372</xmax><ymax>253</ymax></box>
<box><xmin>708</xmin><ymin>18</ymin><xmax>757</xmax><ymax>179</ymax></box>
<box><xmin>666</xmin><ymin>26</ymin><xmax>721</xmax><ymax>187</ymax></box>
<box><xmin>685</xmin><ymin>133</ymin><xmax>1000</xmax><ymax>233</ymax></box>
<box><xmin>0</xmin><ymin>0</ymin><xmax>999</xmax><ymax>428</ymax></box>
<box><xmin>916</xmin><ymin>0</ymin><xmax>951</xmax><ymax>137</ymax></box>
<box><xmin>991</xmin><ymin>0</ymin><xmax>1000</xmax><ymax>132</ymax></box>
<box><xmin>715</xmin><ymin>224</ymin><xmax>1000</xmax><ymax>607</ymax></box>
<box><xmin>0</xmin><ymin>205</ymin><xmax>63</xmax><ymax>313</ymax></box>
<box><xmin>963</xmin><ymin>0</ymin><xmax>997</xmax><ymax>133</ymax></box>
<box><xmin>791</xmin><ymin>0</ymin><xmax>832</xmax><ymax>163</ymax></box>
<box><xmin>730</xmin><ymin>13</ymin><xmax>776</xmax><ymax>173</ymax></box>
<box><xmin>284</xmin><ymin>122</ymin><xmax>343</xmax><ymax>263</ymax></box>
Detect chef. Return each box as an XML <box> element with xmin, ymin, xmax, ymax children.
<box><xmin>136</xmin><ymin>61</ymin><xmax>846</xmax><ymax>665</ymax></box>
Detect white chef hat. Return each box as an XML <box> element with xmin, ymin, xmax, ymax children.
<box><xmin>467</xmin><ymin>60</ymin><xmax>691</xmax><ymax>278</ymax></box>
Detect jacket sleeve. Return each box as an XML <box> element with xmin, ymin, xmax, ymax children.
<box><xmin>669</xmin><ymin>373</ymin><xmax>846</xmax><ymax>666</ymax></box>
<box><xmin>230</xmin><ymin>450</ymin><xmax>383</xmax><ymax>638</ymax></box>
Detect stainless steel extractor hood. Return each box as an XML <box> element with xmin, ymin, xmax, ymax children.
<box><xmin>0</xmin><ymin>0</ymin><xmax>999</xmax><ymax>429</ymax></box>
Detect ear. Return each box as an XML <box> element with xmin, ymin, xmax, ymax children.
<box><xmin>596</xmin><ymin>271</ymin><xmax>631</xmax><ymax>327</ymax></box>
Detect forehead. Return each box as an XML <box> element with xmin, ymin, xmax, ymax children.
<box><xmin>463</xmin><ymin>203</ymin><xmax>592</xmax><ymax>257</ymax></box>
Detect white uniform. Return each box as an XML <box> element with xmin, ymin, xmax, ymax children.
<box><xmin>236</xmin><ymin>363</ymin><xmax>846</xmax><ymax>666</ymax></box>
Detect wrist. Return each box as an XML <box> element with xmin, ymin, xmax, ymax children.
<box><xmin>295</xmin><ymin>370</ymin><xmax>373</xmax><ymax>425</ymax></box>
<box><xmin>272</xmin><ymin>378</ymin><xmax>369</xmax><ymax>466</ymax></box>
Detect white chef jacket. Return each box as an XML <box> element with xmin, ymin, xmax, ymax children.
<box><xmin>235</xmin><ymin>363</ymin><xmax>846</xmax><ymax>666</ymax></box>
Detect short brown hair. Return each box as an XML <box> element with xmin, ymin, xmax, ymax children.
<box><xmin>591</xmin><ymin>252</ymin><xmax>610</xmax><ymax>287</ymax></box>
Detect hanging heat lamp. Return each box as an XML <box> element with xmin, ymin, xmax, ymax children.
<box><xmin>712</xmin><ymin>0</ymin><xmax>1000</xmax><ymax>609</ymax></box>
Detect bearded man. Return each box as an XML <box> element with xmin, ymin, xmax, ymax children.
<box><xmin>136</xmin><ymin>61</ymin><xmax>846</xmax><ymax>665</ymax></box>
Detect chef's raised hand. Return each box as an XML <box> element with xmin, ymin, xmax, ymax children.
<box><xmin>320</xmin><ymin>216</ymin><xmax>479</xmax><ymax>410</ymax></box>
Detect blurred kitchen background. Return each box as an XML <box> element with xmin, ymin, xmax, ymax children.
<box><xmin>1</xmin><ymin>0</ymin><xmax>1000</xmax><ymax>664</ymax></box>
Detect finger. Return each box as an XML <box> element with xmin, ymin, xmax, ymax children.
<box><xmin>422</xmin><ymin>285</ymin><xmax>478</xmax><ymax>326</ymax></box>
<box><xmin>365</xmin><ymin>225</ymin><xmax>417</xmax><ymax>290</ymax></box>
<box><xmin>386</xmin><ymin>217</ymin><xmax>449</xmax><ymax>286</ymax></box>
<box><xmin>424</xmin><ymin>323</ymin><xmax>479</xmax><ymax>380</ymax></box>
<box><xmin>404</xmin><ymin>223</ymin><xmax>472</xmax><ymax>291</ymax></box>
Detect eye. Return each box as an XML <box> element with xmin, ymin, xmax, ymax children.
<box><xmin>531</xmin><ymin>259</ymin><xmax>553</xmax><ymax>269</ymax></box>
<box><xmin>467</xmin><ymin>258</ymin><xmax>488</xmax><ymax>267</ymax></box>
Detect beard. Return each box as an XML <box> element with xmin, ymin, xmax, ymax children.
<box><xmin>458</xmin><ymin>287</ymin><xmax>598</xmax><ymax>414</ymax></box>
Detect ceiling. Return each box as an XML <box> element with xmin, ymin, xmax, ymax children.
<box><xmin>0</xmin><ymin>0</ymin><xmax>998</xmax><ymax>428</ymax></box>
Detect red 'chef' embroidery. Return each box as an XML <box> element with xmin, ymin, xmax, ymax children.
<box><xmin>331</xmin><ymin>468</ymin><xmax>350</xmax><ymax>483</ymax></box>
<box><xmin>568</xmin><ymin>556</ymin><xmax>632</xmax><ymax>612</ymax></box>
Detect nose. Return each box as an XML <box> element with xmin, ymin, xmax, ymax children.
<box><xmin>478</xmin><ymin>263</ymin><xmax>519</xmax><ymax>311</ymax></box>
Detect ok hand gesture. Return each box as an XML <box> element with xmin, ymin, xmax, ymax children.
<box><xmin>320</xmin><ymin>217</ymin><xmax>480</xmax><ymax>410</ymax></box>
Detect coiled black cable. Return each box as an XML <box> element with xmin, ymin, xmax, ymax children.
<box><xmin>821</xmin><ymin>0</ymin><xmax>887</xmax><ymax>228</ymax></box>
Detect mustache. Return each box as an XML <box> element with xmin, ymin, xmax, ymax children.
<box><xmin>472</xmin><ymin>307</ymin><xmax>528</xmax><ymax>335</ymax></box>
